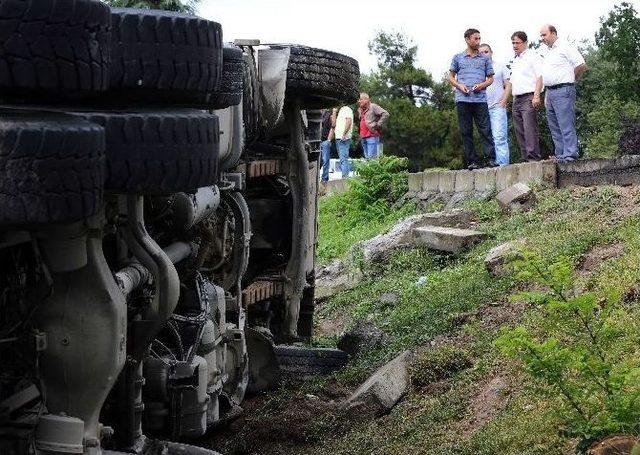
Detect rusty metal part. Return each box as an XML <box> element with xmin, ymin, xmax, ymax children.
<box><xmin>246</xmin><ymin>160</ymin><xmax>284</xmax><ymax>178</ymax></box>
<box><xmin>242</xmin><ymin>280</ymin><xmax>283</xmax><ymax>306</ymax></box>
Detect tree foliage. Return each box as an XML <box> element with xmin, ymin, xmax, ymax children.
<box><xmin>102</xmin><ymin>0</ymin><xmax>199</xmax><ymax>13</ymax></box>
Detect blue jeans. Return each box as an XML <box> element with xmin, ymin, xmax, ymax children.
<box><xmin>320</xmin><ymin>140</ymin><xmax>331</xmax><ymax>181</ymax></box>
<box><xmin>362</xmin><ymin>136</ymin><xmax>379</xmax><ymax>159</ymax></box>
<box><xmin>337</xmin><ymin>139</ymin><xmax>351</xmax><ymax>178</ymax></box>
<box><xmin>489</xmin><ymin>106</ymin><xmax>510</xmax><ymax>166</ymax></box>
<box><xmin>546</xmin><ymin>85</ymin><xmax>578</xmax><ymax>161</ymax></box>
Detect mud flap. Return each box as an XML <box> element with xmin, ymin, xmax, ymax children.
<box><xmin>246</xmin><ymin>327</ymin><xmax>281</xmax><ymax>393</ymax></box>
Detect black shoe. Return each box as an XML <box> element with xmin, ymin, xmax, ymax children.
<box><xmin>486</xmin><ymin>160</ymin><xmax>499</xmax><ymax>168</ymax></box>
<box><xmin>467</xmin><ymin>163</ymin><xmax>480</xmax><ymax>171</ymax></box>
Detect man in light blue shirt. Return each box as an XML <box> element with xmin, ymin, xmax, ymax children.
<box><xmin>448</xmin><ymin>28</ymin><xmax>497</xmax><ymax>170</ymax></box>
<box><xmin>479</xmin><ymin>43</ymin><xmax>511</xmax><ymax>166</ymax></box>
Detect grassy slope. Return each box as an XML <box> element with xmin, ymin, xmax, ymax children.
<box><xmin>307</xmin><ymin>185</ymin><xmax>640</xmax><ymax>455</ymax></box>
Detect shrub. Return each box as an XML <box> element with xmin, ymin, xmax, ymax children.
<box><xmin>410</xmin><ymin>346</ymin><xmax>473</xmax><ymax>388</ymax></box>
<box><xmin>348</xmin><ymin>155</ymin><xmax>409</xmax><ymax>219</ymax></box>
<box><xmin>583</xmin><ymin>97</ymin><xmax>640</xmax><ymax>158</ymax></box>
<box><xmin>619</xmin><ymin>116</ymin><xmax>640</xmax><ymax>155</ymax></box>
<box><xmin>496</xmin><ymin>252</ymin><xmax>640</xmax><ymax>451</ymax></box>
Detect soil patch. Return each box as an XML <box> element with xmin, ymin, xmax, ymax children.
<box><xmin>578</xmin><ymin>243</ymin><xmax>625</xmax><ymax>277</ymax></box>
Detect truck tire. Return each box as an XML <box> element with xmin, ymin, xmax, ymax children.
<box><xmin>0</xmin><ymin>110</ymin><xmax>105</xmax><ymax>226</ymax></box>
<box><xmin>74</xmin><ymin>109</ymin><xmax>219</xmax><ymax>194</ymax></box>
<box><xmin>0</xmin><ymin>0</ymin><xmax>110</xmax><ymax>99</ymax></box>
<box><xmin>241</xmin><ymin>50</ymin><xmax>260</xmax><ymax>144</ymax></box>
<box><xmin>275</xmin><ymin>346</ymin><xmax>347</xmax><ymax>377</ymax></box>
<box><xmin>273</xmin><ymin>45</ymin><xmax>360</xmax><ymax>109</ymax></box>
<box><xmin>108</xmin><ymin>8</ymin><xmax>222</xmax><ymax>106</ymax></box>
<box><xmin>209</xmin><ymin>44</ymin><xmax>243</xmax><ymax>109</ymax></box>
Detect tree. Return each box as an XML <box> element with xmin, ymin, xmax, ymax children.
<box><xmin>103</xmin><ymin>0</ymin><xmax>200</xmax><ymax>14</ymax></box>
<box><xmin>595</xmin><ymin>2</ymin><xmax>640</xmax><ymax>100</ymax></box>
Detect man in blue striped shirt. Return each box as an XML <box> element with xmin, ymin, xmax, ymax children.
<box><xmin>448</xmin><ymin>28</ymin><xmax>497</xmax><ymax>170</ymax></box>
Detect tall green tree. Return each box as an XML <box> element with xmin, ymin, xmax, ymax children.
<box><xmin>595</xmin><ymin>1</ymin><xmax>640</xmax><ymax>100</ymax></box>
<box><xmin>103</xmin><ymin>0</ymin><xmax>199</xmax><ymax>13</ymax></box>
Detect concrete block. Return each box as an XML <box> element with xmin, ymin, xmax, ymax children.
<box><xmin>408</xmin><ymin>172</ymin><xmax>423</xmax><ymax>192</ymax></box>
<box><xmin>496</xmin><ymin>183</ymin><xmax>536</xmax><ymax>212</ymax></box>
<box><xmin>438</xmin><ymin>171</ymin><xmax>456</xmax><ymax>193</ymax></box>
<box><xmin>485</xmin><ymin>241</ymin><xmax>523</xmax><ymax>276</ymax></box>
<box><xmin>344</xmin><ymin>350</ymin><xmax>413</xmax><ymax>415</ymax></box>
<box><xmin>414</xmin><ymin>226</ymin><xmax>486</xmax><ymax>253</ymax></box>
<box><xmin>423</xmin><ymin>171</ymin><xmax>441</xmax><ymax>192</ymax></box>
<box><xmin>542</xmin><ymin>161</ymin><xmax>557</xmax><ymax>186</ymax></box>
<box><xmin>474</xmin><ymin>168</ymin><xmax>497</xmax><ymax>192</ymax></box>
<box><xmin>454</xmin><ymin>170</ymin><xmax>475</xmax><ymax>192</ymax></box>
<box><xmin>495</xmin><ymin>165</ymin><xmax>519</xmax><ymax>191</ymax></box>
<box><xmin>420</xmin><ymin>208</ymin><xmax>473</xmax><ymax>227</ymax></box>
<box><xmin>517</xmin><ymin>161</ymin><xmax>544</xmax><ymax>184</ymax></box>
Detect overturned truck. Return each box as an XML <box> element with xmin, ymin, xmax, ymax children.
<box><xmin>0</xmin><ymin>2</ymin><xmax>359</xmax><ymax>454</ymax></box>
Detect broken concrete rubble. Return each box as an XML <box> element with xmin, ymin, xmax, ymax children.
<box><xmin>496</xmin><ymin>183</ymin><xmax>536</xmax><ymax>212</ymax></box>
<box><xmin>343</xmin><ymin>350</ymin><xmax>413</xmax><ymax>415</ymax></box>
<box><xmin>484</xmin><ymin>241</ymin><xmax>523</xmax><ymax>277</ymax></box>
<box><xmin>414</xmin><ymin>226</ymin><xmax>486</xmax><ymax>254</ymax></box>
<box><xmin>337</xmin><ymin>321</ymin><xmax>390</xmax><ymax>357</ymax></box>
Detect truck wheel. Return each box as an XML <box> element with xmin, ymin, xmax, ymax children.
<box><xmin>0</xmin><ymin>110</ymin><xmax>105</xmax><ymax>226</ymax></box>
<box><xmin>209</xmin><ymin>44</ymin><xmax>243</xmax><ymax>109</ymax></box>
<box><xmin>273</xmin><ymin>45</ymin><xmax>360</xmax><ymax>109</ymax></box>
<box><xmin>108</xmin><ymin>8</ymin><xmax>222</xmax><ymax>106</ymax></box>
<box><xmin>74</xmin><ymin>109</ymin><xmax>219</xmax><ymax>194</ymax></box>
<box><xmin>275</xmin><ymin>346</ymin><xmax>348</xmax><ymax>377</ymax></box>
<box><xmin>241</xmin><ymin>50</ymin><xmax>260</xmax><ymax>144</ymax></box>
<box><xmin>0</xmin><ymin>0</ymin><xmax>110</xmax><ymax>99</ymax></box>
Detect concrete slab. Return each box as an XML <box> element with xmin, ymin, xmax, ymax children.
<box><xmin>454</xmin><ymin>170</ymin><xmax>475</xmax><ymax>192</ymax></box>
<box><xmin>496</xmin><ymin>182</ymin><xmax>535</xmax><ymax>212</ymax></box>
<box><xmin>474</xmin><ymin>168</ymin><xmax>497</xmax><ymax>192</ymax></box>
<box><xmin>495</xmin><ymin>166</ymin><xmax>519</xmax><ymax>191</ymax></box>
<box><xmin>420</xmin><ymin>209</ymin><xmax>473</xmax><ymax>227</ymax></box>
<box><xmin>408</xmin><ymin>172</ymin><xmax>423</xmax><ymax>192</ymax></box>
<box><xmin>414</xmin><ymin>226</ymin><xmax>486</xmax><ymax>253</ymax></box>
<box><xmin>517</xmin><ymin>161</ymin><xmax>544</xmax><ymax>184</ymax></box>
<box><xmin>438</xmin><ymin>171</ymin><xmax>456</xmax><ymax>193</ymax></box>
<box><xmin>423</xmin><ymin>171</ymin><xmax>441</xmax><ymax>192</ymax></box>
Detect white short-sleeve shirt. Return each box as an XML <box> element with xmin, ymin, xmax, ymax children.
<box><xmin>509</xmin><ymin>49</ymin><xmax>543</xmax><ymax>96</ymax></box>
<box><xmin>541</xmin><ymin>39</ymin><xmax>586</xmax><ymax>87</ymax></box>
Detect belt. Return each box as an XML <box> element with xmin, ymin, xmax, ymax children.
<box><xmin>546</xmin><ymin>82</ymin><xmax>574</xmax><ymax>90</ymax></box>
<box><xmin>514</xmin><ymin>92</ymin><xmax>534</xmax><ymax>98</ymax></box>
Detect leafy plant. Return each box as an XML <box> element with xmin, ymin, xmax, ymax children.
<box><xmin>496</xmin><ymin>252</ymin><xmax>640</xmax><ymax>451</ymax></box>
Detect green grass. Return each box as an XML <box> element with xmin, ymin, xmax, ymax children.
<box><xmin>306</xmin><ymin>186</ymin><xmax>640</xmax><ymax>454</ymax></box>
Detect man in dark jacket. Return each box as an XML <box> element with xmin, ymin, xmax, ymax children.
<box><xmin>358</xmin><ymin>93</ymin><xmax>389</xmax><ymax>159</ymax></box>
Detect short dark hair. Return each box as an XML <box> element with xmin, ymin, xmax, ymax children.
<box><xmin>511</xmin><ymin>31</ymin><xmax>528</xmax><ymax>42</ymax></box>
<box><xmin>548</xmin><ymin>25</ymin><xmax>557</xmax><ymax>34</ymax></box>
<box><xmin>479</xmin><ymin>43</ymin><xmax>492</xmax><ymax>52</ymax></box>
<box><xmin>464</xmin><ymin>28</ymin><xmax>480</xmax><ymax>39</ymax></box>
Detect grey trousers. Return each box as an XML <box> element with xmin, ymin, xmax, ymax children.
<box><xmin>512</xmin><ymin>93</ymin><xmax>541</xmax><ymax>161</ymax></box>
<box><xmin>546</xmin><ymin>85</ymin><xmax>578</xmax><ymax>161</ymax></box>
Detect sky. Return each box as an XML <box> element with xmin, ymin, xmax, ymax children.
<box><xmin>198</xmin><ymin>0</ymin><xmax>635</xmax><ymax>80</ymax></box>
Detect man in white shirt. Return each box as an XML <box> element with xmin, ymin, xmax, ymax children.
<box><xmin>540</xmin><ymin>24</ymin><xmax>587</xmax><ymax>162</ymax></box>
<box><xmin>508</xmin><ymin>31</ymin><xmax>543</xmax><ymax>161</ymax></box>
<box><xmin>479</xmin><ymin>43</ymin><xmax>511</xmax><ymax>166</ymax></box>
<box><xmin>334</xmin><ymin>104</ymin><xmax>353</xmax><ymax>178</ymax></box>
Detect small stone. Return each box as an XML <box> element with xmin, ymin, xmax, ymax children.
<box><xmin>415</xmin><ymin>276</ymin><xmax>428</xmax><ymax>286</ymax></box>
<box><xmin>484</xmin><ymin>241</ymin><xmax>523</xmax><ymax>277</ymax></box>
<box><xmin>337</xmin><ymin>321</ymin><xmax>389</xmax><ymax>357</ymax></box>
<box><xmin>496</xmin><ymin>183</ymin><xmax>536</xmax><ymax>212</ymax></box>
<box><xmin>379</xmin><ymin>293</ymin><xmax>398</xmax><ymax>305</ymax></box>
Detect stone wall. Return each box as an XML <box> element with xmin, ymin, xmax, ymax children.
<box><xmin>556</xmin><ymin>155</ymin><xmax>640</xmax><ymax>188</ymax></box>
<box><xmin>407</xmin><ymin>161</ymin><xmax>557</xmax><ymax>196</ymax></box>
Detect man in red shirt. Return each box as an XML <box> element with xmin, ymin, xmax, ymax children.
<box><xmin>358</xmin><ymin>93</ymin><xmax>389</xmax><ymax>159</ymax></box>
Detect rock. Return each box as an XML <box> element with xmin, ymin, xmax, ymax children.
<box><xmin>337</xmin><ymin>321</ymin><xmax>389</xmax><ymax>357</ymax></box>
<box><xmin>420</xmin><ymin>208</ymin><xmax>473</xmax><ymax>228</ymax></box>
<box><xmin>344</xmin><ymin>350</ymin><xmax>413</xmax><ymax>415</ymax></box>
<box><xmin>588</xmin><ymin>436</ymin><xmax>639</xmax><ymax>455</ymax></box>
<box><xmin>361</xmin><ymin>211</ymin><xmax>471</xmax><ymax>263</ymax></box>
<box><xmin>484</xmin><ymin>241</ymin><xmax>523</xmax><ymax>276</ymax></box>
<box><xmin>378</xmin><ymin>292</ymin><xmax>398</xmax><ymax>305</ymax></box>
<box><xmin>496</xmin><ymin>183</ymin><xmax>536</xmax><ymax>212</ymax></box>
<box><xmin>414</xmin><ymin>226</ymin><xmax>486</xmax><ymax>253</ymax></box>
<box><xmin>315</xmin><ymin>259</ymin><xmax>363</xmax><ymax>301</ymax></box>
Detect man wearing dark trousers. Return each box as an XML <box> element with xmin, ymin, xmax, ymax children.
<box><xmin>448</xmin><ymin>28</ymin><xmax>497</xmax><ymax>170</ymax></box>
<box><xmin>508</xmin><ymin>30</ymin><xmax>543</xmax><ymax>161</ymax></box>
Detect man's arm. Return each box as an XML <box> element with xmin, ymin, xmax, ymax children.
<box><xmin>532</xmin><ymin>76</ymin><xmax>543</xmax><ymax>109</ymax></box>
<box><xmin>375</xmin><ymin>105</ymin><xmax>389</xmax><ymax>128</ymax></box>
<box><xmin>574</xmin><ymin>63</ymin><xmax>587</xmax><ymax>80</ymax></box>
<box><xmin>500</xmin><ymin>80</ymin><xmax>512</xmax><ymax>107</ymax></box>
<box><xmin>341</xmin><ymin>117</ymin><xmax>352</xmax><ymax>140</ymax></box>
<box><xmin>449</xmin><ymin>70</ymin><xmax>469</xmax><ymax>93</ymax></box>
<box><xmin>473</xmin><ymin>74</ymin><xmax>494</xmax><ymax>91</ymax></box>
